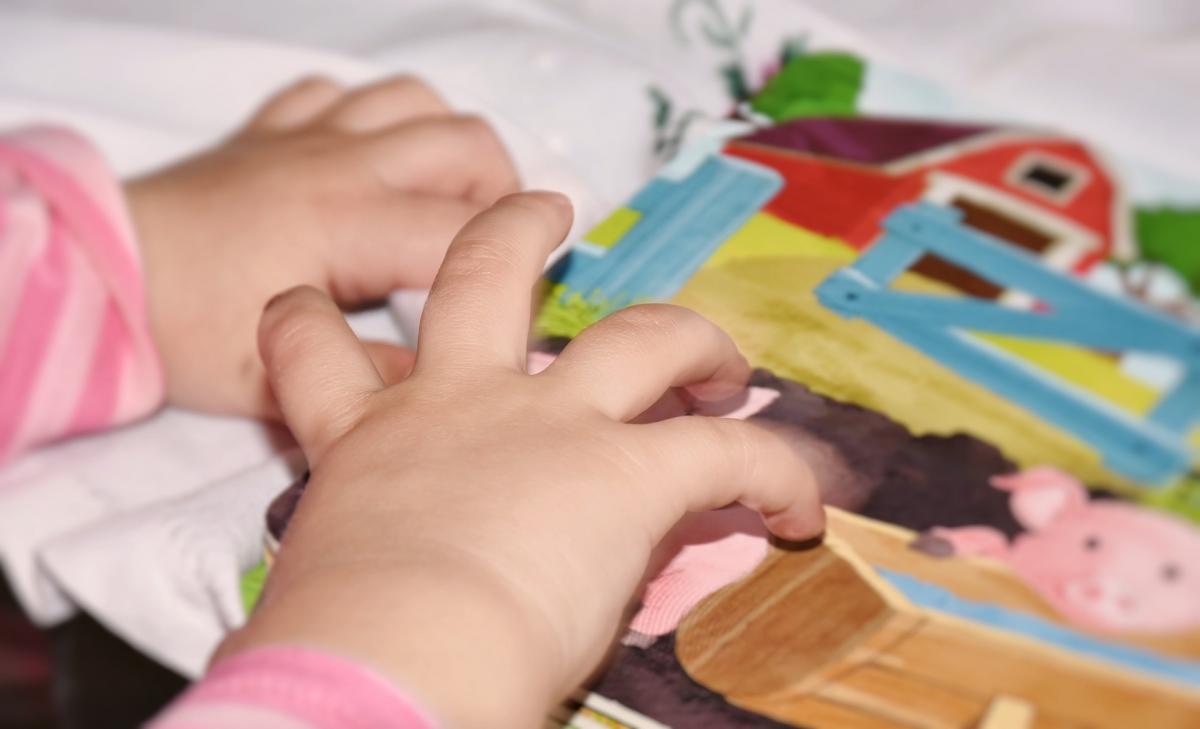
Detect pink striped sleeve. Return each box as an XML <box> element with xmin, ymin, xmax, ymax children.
<box><xmin>0</xmin><ymin>126</ymin><xmax>164</xmax><ymax>463</ymax></box>
<box><xmin>147</xmin><ymin>647</ymin><xmax>438</xmax><ymax>729</ymax></box>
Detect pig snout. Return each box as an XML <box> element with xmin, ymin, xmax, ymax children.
<box><xmin>1059</xmin><ymin>574</ymin><xmax>1142</xmax><ymax>629</ymax></box>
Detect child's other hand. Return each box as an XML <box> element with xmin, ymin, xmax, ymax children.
<box><xmin>126</xmin><ymin>76</ymin><xmax>518</xmax><ymax>416</ymax></box>
<box><xmin>218</xmin><ymin>192</ymin><xmax>823</xmax><ymax>727</ymax></box>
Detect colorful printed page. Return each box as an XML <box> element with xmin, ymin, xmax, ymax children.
<box><xmin>534</xmin><ymin>39</ymin><xmax>1200</xmax><ymax>729</ymax></box>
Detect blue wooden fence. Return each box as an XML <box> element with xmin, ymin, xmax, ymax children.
<box><xmin>816</xmin><ymin>203</ymin><xmax>1200</xmax><ymax>485</ymax></box>
<box><xmin>552</xmin><ymin>154</ymin><xmax>782</xmax><ymax>303</ymax></box>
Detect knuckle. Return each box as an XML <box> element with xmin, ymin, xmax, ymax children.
<box><xmin>288</xmin><ymin>75</ymin><xmax>340</xmax><ymax>96</ymax></box>
<box><xmin>439</xmin><ymin>236</ymin><xmax>520</xmax><ymax>279</ymax></box>
<box><xmin>377</xmin><ymin>74</ymin><xmax>421</xmax><ymax>93</ymax></box>
<box><xmin>703</xmin><ymin>418</ymin><xmax>759</xmax><ymax>483</ymax></box>
<box><xmin>606</xmin><ymin>303</ymin><xmax>688</xmax><ymax>339</ymax></box>
<box><xmin>454</xmin><ymin>234</ymin><xmax>522</xmax><ymax>264</ymax></box>
<box><xmin>381</xmin><ymin>75</ymin><xmax>443</xmax><ymax>104</ymax></box>
<box><xmin>593</xmin><ymin>424</ymin><xmax>655</xmax><ymax>481</ymax></box>
<box><xmin>456</xmin><ymin>114</ymin><xmax>502</xmax><ymax>147</ymax></box>
<box><xmin>351</xmin><ymin>75</ymin><xmax>426</xmax><ymax>106</ymax></box>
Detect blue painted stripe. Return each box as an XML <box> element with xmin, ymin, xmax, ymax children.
<box><xmin>877</xmin><ymin>568</ymin><xmax>1200</xmax><ymax>688</ymax></box>
<box><xmin>555</xmin><ymin>154</ymin><xmax>782</xmax><ymax>304</ymax></box>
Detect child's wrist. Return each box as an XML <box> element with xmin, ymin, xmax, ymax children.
<box><xmin>223</xmin><ymin>556</ymin><xmax>560</xmax><ymax>727</ymax></box>
<box><xmin>123</xmin><ymin>175</ymin><xmax>197</xmax><ymax>398</ymax></box>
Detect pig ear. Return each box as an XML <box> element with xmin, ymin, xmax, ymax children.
<box><xmin>992</xmin><ymin>468</ymin><xmax>1088</xmax><ymax>531</ymax></box>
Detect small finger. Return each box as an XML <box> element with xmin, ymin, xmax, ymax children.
<box><xmin>362</xmin><ymin>115</ymin><xmax>520</xmax><ymax>205</ymax></box>
<box><xmin>244</xmin><ymin>76</ymin><xmax>345</xmax><ymax>134</ymax></box>
<box><xmin>636</xmin><ymin>417</ymin><xmax>825</xmax><ymax>542</ymax></box>
<box><xmin>321</xmin><ymin>75</ymin><xmax>451</xmax><ymax>133</ymax></box>
<box><xmin>417</xmin><ymin>191</ymin><xmax>573</xmax><ymax>371</ymax></box>
<box><xmin>324</xmin><ymin>193</ymin><xmax>484</xmax><ymax>302</ymax></box>
<box><xmin>258</xmin><ymin>286</ymin><xmax>383</xmax><ymax>460</ymax></box>
<box><xmin>541</xmin><ymin>304</ymin><xmax>750</xmax><ymax>421</ymax></box>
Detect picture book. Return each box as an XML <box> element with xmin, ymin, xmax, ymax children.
<box><xmin>529</xmin><ymin>47</ymin><xmax>1200</xmax><ymax>729</ymax></box>
<box><xmin>251</xmin><ymin>19</ymin><xmax>1200</xmax><ymax>728</ymax></box>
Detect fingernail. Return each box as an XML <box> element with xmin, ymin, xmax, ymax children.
<box><xmin>770</xmin><ymin>532</ymin><xmax>825</xmax><ymax>551</ymax></box>
<box><xmin>686</xmin><ymin>380</ymin><xmax>747</xmax><ymax>402</ymax></box>
<box><xmin>765</xmin><ymin>503</ymin><xmax>827</xmax><ymax>544</ymax></box>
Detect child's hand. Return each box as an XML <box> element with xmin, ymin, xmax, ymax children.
<box><xmin>217</xmin><ymin>192</ymin><xmax>823</xmax><ymax>727</ymax></box>
<box><xmin>126</xmin><ymin>76</ymin><xmax>519</xmax><ymax>416</ymax></box>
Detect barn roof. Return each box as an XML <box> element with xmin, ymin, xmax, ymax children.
<box><xmin>739</xmin><ymin>117</ymin><xmax>996</xmax><ymax>166</ymax></box>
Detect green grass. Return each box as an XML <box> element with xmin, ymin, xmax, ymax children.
<box><xmin>1135</xmin><ymin>206</ymin><xmax>1200</xmax><ymax>297</ymax></box>
<box><xmin>240</xmin><ymin>560</ymin><xmax>268</xmax><ymax>616</ymax></box>
<box><xmin>534</xmin><ymin>284</ymin><xmax>627</xmax><ymax>340</ymax></box>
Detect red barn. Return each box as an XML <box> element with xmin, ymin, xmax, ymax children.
<box><xmin>723</xmin><ymin>117</ymin><xmax>1131</xmax><ymax>299</ymax></box>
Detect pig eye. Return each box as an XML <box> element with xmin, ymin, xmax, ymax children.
<box><xmin>1083</xmin><ymin>535</ymin><xmax>1101</xmax><ymax>551</ymax></box>
<box><xmin>1162</xmin><ymin>563</ymin><xmax>1181</xmax><ymax>583</ymax></box>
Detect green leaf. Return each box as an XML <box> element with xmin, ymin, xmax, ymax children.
<box><xmin>749</xmin><ymin>51</ymin><xmax>865</xmax><ymax>121</ymax></box>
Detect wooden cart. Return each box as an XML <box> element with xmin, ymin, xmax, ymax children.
<box><xmin>677</xmin><ymin>509</ymin><xmax>1200</xmax><ymax>729</ymax></box>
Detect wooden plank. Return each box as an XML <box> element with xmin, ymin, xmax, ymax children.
<box><xmin>677</xmin><ymin>546</ymin><xmax>897</xmax><ymax>698</ymax></box>
<box><xmin>1029</xmin><ymin>714</ymin><xmax>1081</xmax><ymax>729</ymax></box>
<box><xmin>816</xmin><ymin>665</ymin><xmax>985</xmax><ymax>729</ymax></box>
<box><xmin>766</xmin><ymin>610</ymin><xmax>927</xmax><ymax>704</ymax></box>
<box><xmin>749</xmin><ymin>695</ymin><xmax>918</xmax><ymax>729</ymax></box>
<box><xmin>887</xmin><ymin>615</ymin><xmax>1200</xmax><ymax>729</ymax></box>
<box><xmin>976</xmin><ymin>695</ymin><xmax>1034</xmax><ymax>729</ymax></box>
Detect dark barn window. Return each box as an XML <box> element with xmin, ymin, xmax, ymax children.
<box><xmin>1022</xmin><ymin>163</ymin><xmax>1073</xmax><ymax>193</ymax></box>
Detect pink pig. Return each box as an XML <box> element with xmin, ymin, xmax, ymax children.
<box><xmin>928</xmin><ymin>467</ymin><xmax>1200</xmax><ymax>635</ymax></box>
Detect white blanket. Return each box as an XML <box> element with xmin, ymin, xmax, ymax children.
<box><xmin>1</xmin><ymin>0</ymin><xmax>1197</xmax><ymax>678</ymax></box>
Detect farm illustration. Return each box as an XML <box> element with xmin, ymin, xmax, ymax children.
<box><xmin>219</xmin><ymin>11</ymin><xmax>1200</xmax><ymax>727</ymax></box>
<box><xmin>537</xmin><ymin>109</ymin><xmax>1200</xmax><ymax>727</ymax></box>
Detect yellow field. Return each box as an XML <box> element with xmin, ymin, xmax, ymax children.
<box><xmin>704</xmin><ymin>211</ymin><xmax>856</xmax><ymax>268</ymax></box>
